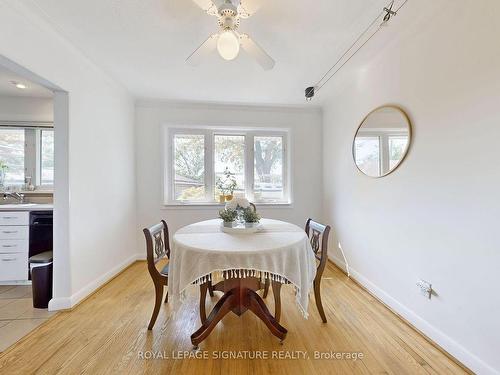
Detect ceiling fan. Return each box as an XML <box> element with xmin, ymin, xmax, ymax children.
<box><xmin>186</xmin><ymin>0</ymin><xmax>275</xmax><ymax>70</ymax></box>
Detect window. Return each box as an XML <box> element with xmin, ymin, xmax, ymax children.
<box><xmin>0</xmin><ymin>126</ymin><xmax>54</xmax><ymax>189</ymax></box>
<box><xmin>254</xmin><ymin>136</ymin><xmax>284</xmax><ymax>202</ymax></box>
<box><xmin>166</xmin><ymin>128</ymin><xmax>289</xmax><ymax>205</ymax></box>
<box><xmin>40</xmin><ymin>129</ymin><xmax>54</xmax><ymax>186</ymax></box>
<box><xmin>173</xmin><ymin>134</ymin><xmax>205</xmax><ymax>200</ymax></box>
<box><xmin>214</xmin><ymin>135</ymin><xmax>245</xmax><ymax>198</ymax></box>
<box><xmin>0</xmin><ymin>128</ymin><xmax>25</xmax><ymax>185</ymax></box>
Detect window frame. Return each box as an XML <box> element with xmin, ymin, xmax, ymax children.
<box><xmin>0</xmin><ymin>125</ymin><xmax>54</xmax><ymax>190</ymax></box>
<box><xmin>163</xmin><ymin>125</ymin><xmax>291</xmax><ymax>207</ymax></box>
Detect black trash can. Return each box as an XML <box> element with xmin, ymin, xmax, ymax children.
<box><xmin>29</xmin><ymin>251</ymin><xmax>53</xmax><ymax>309</ymax></box>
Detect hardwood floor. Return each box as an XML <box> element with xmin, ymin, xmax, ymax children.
<box><xmin>0</xmin><ymin>261</ymin><xmax>469</xmax><ymax>374</ymax></box>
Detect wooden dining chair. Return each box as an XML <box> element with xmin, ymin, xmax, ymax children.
<box><xmin>263</xmin><ymin>218</ymin><xmax>331</xmax><ymax>323</ymax></box>
<box><xmin>143</xmin><ymin>220</ymin><xmax>170</xmax><ymax>330</ymax></box>
<box><xmin>143</xmin><ymin>220</ymin><xmax>214</xmax><ymax>329</ymax></box>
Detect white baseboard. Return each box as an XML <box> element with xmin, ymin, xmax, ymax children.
<box><xmin>48</xmin><ymin>296</ymin><xmax>71</xmax><ymax>311</ymax></box>
<box><xmin>329</xmin><ymin>255</ymin><xmax>498</xmax><ymax>375</ymax></box>
<box><xmin>0</xmin><ymin>280</ymin><xmax>31</xmax><ymax>286</ymax></box>
<box><xmin>48</xmin><ymin>253</ymin><xmax>140</xmax><ymax>312</ymax></box>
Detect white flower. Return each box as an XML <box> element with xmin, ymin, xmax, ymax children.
<box><xmin>225</xmin><ymin>197</ymin><xmax>250</xmax><ymax>210</ymax></box>
<box><xmin>225</xmin><ymin>200</ymin><xmax>237</xmax><ymax>210</ymax></box>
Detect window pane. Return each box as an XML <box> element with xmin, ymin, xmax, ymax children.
<box><xmin>354</xmin><ymin>136</ymin><xmax>380</xmax><ymax>176</ymax></box>
<box><xmin>214</xmin><ymin>135</ymin><xmax>245</xmax><ymax>199</ymax></box>
<box><xmin>41</xmin><ymin>130</ymin><xmax>54</xmax><ymax>185</ymax></box>
<box><xmin>254</xmin><ymin>136</ymin><xmax>283</xmax><ymax>202</ymax></box>
<box><xmin>174</xmin><ymin>134</ymin><xmax>205</xmax><ymax>200</ymax></box>
<box><xmin>389</xmin><ymin>136</ymin><xmax>408</xmax><ymax>169</ymax></box>
<box><xmin>0</xmin><ymin>128</ymin><xmax>25</xmax><ymax>186</ymax></box>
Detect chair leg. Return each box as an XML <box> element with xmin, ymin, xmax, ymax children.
<box><xmin>148</xmin><ymin>283</ymin><xmax>164</xmax><ymax>330</ymax></box>
<box><xmin>263</xmin><ymin>278</ymin><xmax>270</xmax><ymax>298</ymax></box>
<box><xmin>164</xmin><ymin>291</ymin><xmax>168</xmax><ymax>303</ymax></box>
<box><xmin>313</xmin><ymin>278</ymin><xmax>327</xmax><ymax>323</ymax></box>
<box><xmin>271</xmin><ymin>281</ymin><xmax>282</xmax><ymax>323</ymax></box>
<box><xmin>199</xmin><ymin>282</ymin><xmax>208</xmax><ymax>324</ymax></box>
<box><xmin>208</xmin><ymin>280</ymin><xmax>214</xmax><ymax>297</ymax></box>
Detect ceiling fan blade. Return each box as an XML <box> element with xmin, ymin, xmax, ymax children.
<box><xmin>186</xmin><ymin>34</ymin><xmax>218</xmax><ymax>66</ymax></box>
<box><xmin>191</xmin><ymin>0</ymin><xmax>218</xmax><ymax>15</ymax></box>
<box><xmin>238</xmin><ymin>0</ymin><xmax>262</xmax><ymax>17</ymax></box>
<box><xmin>239</xmin><ymin>34</ymin><xmax>275</xmax><ymax>70</ymax></box>
<box><xmin>191</xmin><ymin>0</ymin><xmax>214</xmax><ymax>10</ymax></box>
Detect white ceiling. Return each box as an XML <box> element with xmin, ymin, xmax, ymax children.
<box><xmin>25</xmin><ymin>0</ymin><xmax>387</xmax><ymax>105</ymax></box>
<box><xmin>0</xmin><ymin>65</ymin><xmax>53</xmax><ymax>98</ymax></box>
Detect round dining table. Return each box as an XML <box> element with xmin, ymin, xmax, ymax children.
<box><xmin>167</xmin><ymin>218</ymin><xmax>317</xmax><ymax>347</ymax></box>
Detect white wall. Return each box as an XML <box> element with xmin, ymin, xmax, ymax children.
<box><xmin>0</xmin><ymin>96</ymin><xmax>53</xmax><ymax>122</ymax></box>
<box><xmin>321</xmin><ymin>1</ymin><xmax>500</xmax><ymax>374</ymax></box>
<box><xmin>0</xmin><ymin>1</ymin><xmax>137</xmax><ymax>308</ymax></box>
<box><xmin>135</xmin><ymin>100</ymin><xmax>323</xmax><ymax>247</ymax></box>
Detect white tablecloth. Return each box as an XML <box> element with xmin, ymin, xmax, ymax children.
<box><xmin>168</xmin><ymin>218</ymin><xmax>317</xmax><ymax>318</ymax></box>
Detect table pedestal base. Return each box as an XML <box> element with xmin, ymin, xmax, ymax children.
<box><xmin>191</xmin><ymin>277</ymin><xmax>287</xmax><ymax>346</ymax></box>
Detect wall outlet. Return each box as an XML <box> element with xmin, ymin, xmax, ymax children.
<box><xmin>416</xmin><ymin>279</ymin><xmax>433</xmax><ymax>299</ymax></box>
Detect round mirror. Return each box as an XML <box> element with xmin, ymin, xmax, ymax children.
<box><xmin>353</xmin><ymin>106</ymin><xmax>411</xmax><ymax>178</ymax></box>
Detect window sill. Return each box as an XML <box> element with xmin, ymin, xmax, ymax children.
<box><xmin>162</xmin><ymin>202</ymin><xmax>293</xmax><ymax>210</ymax></box>
<box><xmin>1</xmin><ymin>189</ymin><xmax>53</xmax><ymax>195</ymax></box>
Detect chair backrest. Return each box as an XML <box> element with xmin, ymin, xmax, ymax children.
<box><xmin>305</xmin><ymin>218</ymin><xmax>331</xmax><ymax>275</ymax></box>
<box><xmin>143</xmin><ymin>220</ymin><xmax>170</xmax><ymax>277</ymax></box>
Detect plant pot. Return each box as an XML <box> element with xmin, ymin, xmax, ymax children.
<box><xmin>223</xmin><ymin>221</ymin><xmax>234</xmax><ymax>228</ymax></box>
<box><xmin>244</xmin><ymin>222</ymin><xmax>259</xmax><ymax>228</ymax></box>
<box><xmin>219</xmin><ymin>195</ymin><xmax>226</xmax><ymax>203</ymax></box>
<box><xmin>225</xmin><ymin>195</ymin><xmax>233</xmax><ymax>201</ymax></box>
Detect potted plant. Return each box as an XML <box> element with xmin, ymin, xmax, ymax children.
<box><xmin>242</xmin><ymin>207</ymin><xmax>261</xmax><ymax>228</ymax></box>
<box><xmin>215</xmin><ymin>177</ymin><xmax>227</xmax><ymax>203</ymax></box>
<box><xmin>218</xmin><ymin>208</ymin><xmax>238</xmax><ymax>227</ymax></box>
<box><xmin>216</xmin><ymin>167</ymin><xmax>238</xmax><ymax>202</ymax></box>
<box><xmin>225</xmin><ymin>178</ymin><xmax>237</xmax><ymax>201</ymax></box>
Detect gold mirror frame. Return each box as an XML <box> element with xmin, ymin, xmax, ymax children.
<box><xmin>352</xmin><ymin>105</ymin><xmax>412</xmax><ymax>178</ymax></box>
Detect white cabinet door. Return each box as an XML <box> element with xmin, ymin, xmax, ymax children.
<box><xmin>0</xmin><ymin>240</ymin><xmax>29</xmax><ymax>254</ymax></box>
<box><xmin>0</xmin><ymin>212</ymin><xmax>29</xmax><ymax>226</ymax></box>
<box><xmin>0</xmin><ymin>226</ymin><xmax>29</xmax><ymax>240</ymax></box>
<box><xmin>0</xmin><ymin>252</ymin><xmax>28</xmax><ymax>281</ymax></box>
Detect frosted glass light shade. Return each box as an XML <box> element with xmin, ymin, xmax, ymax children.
<box><xmin>217</xmin><ymin>31</ymin><xmax>240</xmax><ymax>60</ymax></box>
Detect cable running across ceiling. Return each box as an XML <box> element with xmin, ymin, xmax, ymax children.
<box><xmin>305</xmin><ymin>0</ymin><xmax>410</xmax><ymax>101</ymax></box>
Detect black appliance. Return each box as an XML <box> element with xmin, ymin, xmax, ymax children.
<box><xmin>29</xmin><ymin>211</ymin><xmax>53</xmax><ymax>258</ymax></box>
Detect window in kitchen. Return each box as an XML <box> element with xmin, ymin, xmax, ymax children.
<box><xmin>166</xmin><ymin>128</ymin><xmax>289</xmax><ymax>205</ymax></box>
<box><xmin>40</xmin><ymin>129</ymin><xmax>54</xmax><ymax>186</ymax></box>
<box><xmin>0</xmin><ymin>126</ymin><xmax>54</xmax><ymax>189</ymax></box>
<box><xmin>0</xmin><ymin>128</ymin><xmax>25</xmax><ymax>185</ymax></box>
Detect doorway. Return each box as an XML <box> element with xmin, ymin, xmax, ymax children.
<box><xmin>0</xmin><ymin>56</ymin><xmax>69</xmax><ymax>353</ymax></box>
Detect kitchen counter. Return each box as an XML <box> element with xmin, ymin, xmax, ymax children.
<box><xmin>0</xmin><ymin>203</ymin><xmax>53</xmax><ymax>211</ymax></box>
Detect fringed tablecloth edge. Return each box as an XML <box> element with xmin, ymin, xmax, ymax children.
<box><xmin>172</xmin><ymin>268</ymin><xmax>311</xmax><ymax>319</ymax></box>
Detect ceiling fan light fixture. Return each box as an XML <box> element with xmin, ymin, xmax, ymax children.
<box><xmin>217</xmin><ymin>30</ymin><xmax>240</xmax><ymax>60</ymax></box>
<box><xmin>10</xmin><ymin>81</ymin><xmax>27</xmax><ymax>89</ymax></box>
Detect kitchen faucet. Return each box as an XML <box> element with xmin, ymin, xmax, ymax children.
<box><xmin>3</xmin><ymin>191</ymin><xmax>25</xmax><ymax>203</ymax></box>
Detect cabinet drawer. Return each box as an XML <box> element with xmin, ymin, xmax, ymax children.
<box><xmin>0</xmin><ymin>252</ymin><xmax>28</xmax><ymax>281</ymax></box>
<box><xmin>0</xmin><ymin>212</ymin><xmax>29</xmax><ymax>226</ymax></box>
<box><xmin>0</xmin><ymin>226</ymin><xmax>29</xmax><ymax>240</ymax></box>
<box><xmin>0</xmin><ymin>240</ymin><xmax>28</xmax><ymax>253</ymax></box>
